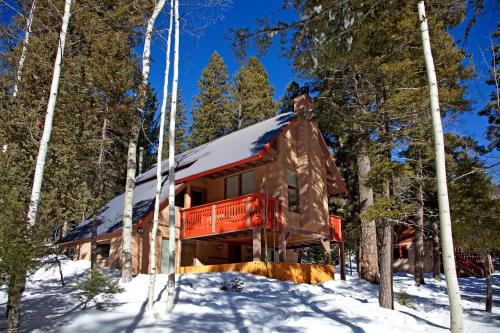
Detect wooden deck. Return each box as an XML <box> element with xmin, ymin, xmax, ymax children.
<box><xmin>176</xmin><ymin>261</ymin><xmax>334</xmax><ymax>284</ymax></box>
<box><xmin>181</xmin><ymin>193</ymin><xmax>282</xmax><ymax>239</ymax></box>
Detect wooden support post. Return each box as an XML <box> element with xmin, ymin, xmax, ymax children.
<box><xmin>339</xmin><ymin>241</ymin><xmax>346</xmax><ymax>281</ymax></box>
<box><xmin>253</xmin><ymin>227</ymin><xmax>262</xmax><ymax>261</ymax></box>
<box><xmin>320</xmin><ymin>238</ymin><xmax>331</xmax><ymax>265</ymax></box>
<box><xmin>175</xmin><ymin>239</ymin><xmax>182</xmax><ymax>271</ymax></box>
<box><xmin>279</xmin><ymin>232</ymin><xmax>289</xmax><ymax>262</ymax></box>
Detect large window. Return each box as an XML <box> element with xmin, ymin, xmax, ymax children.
<box><xmin>225</xmin><ymin>170</ymin><xmax>256</xmax><ymax>198</ymax></box>
<box><xmin>287</xmin><ymin>169</ymin><xmax>300</xmax><ymax>212</ymax></box>
<box><xmin>97</xmin><ymin>243</ymin><xmax>110</xmax><ymax>259</ymax></box>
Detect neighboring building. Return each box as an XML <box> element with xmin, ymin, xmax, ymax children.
<box><xmin>392</xmin><ymin>224</ymin><xmax>434</xmax><ymax>275</ymax></box>
<box><xmin>59</xmin><ymin>94</ymin><xmax>348</xmax><ymax>275</ymax></box>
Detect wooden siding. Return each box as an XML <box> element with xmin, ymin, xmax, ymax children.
<box><xmin>177</xmin><ymin>261</ymin><xmax>334</xmax><ymax>284</ymax></box>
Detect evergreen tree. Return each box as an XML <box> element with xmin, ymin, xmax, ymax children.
<box><xmin>232</xmin><ymin>56</ymin><xmax>276</xmax><ymax>130</ymax></box>
<box><xmin>277</xmin><ymin>81</ymin><xmax>301</xmax><ymax>114</ymax></box>
<box><xmin>447</xmin><ymin>135</ymin><xmax>499</xmax><ymax>313</ymax></box>
<box><xmin>479</xmin><ymin>22</ymin><xmax>499</xmax><ymax>150</ymax></box>
<box><xmin>231</xmin><ymin>0</ymin><xmax>471</xmax><ymax>304</ymax></box>
<box><xmin>0</xmin><ymin>1</ymin><xmax>151</xmax><ymax>330</ymax></box>
<box><xmin>190</xmin><ymin>51</ymin><xmax>231</xmax><ymax>147</ymax></box>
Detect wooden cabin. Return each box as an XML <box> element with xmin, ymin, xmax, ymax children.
<box><xmin>59</xmin><ymin>94</ymin><xmax>348</xmax><ymax>279</ymax></box>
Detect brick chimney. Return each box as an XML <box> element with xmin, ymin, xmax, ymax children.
<box><xmin>293</xmin><ymin>93</ymin><xmax>315</xmax><ymax>113</ymax></box>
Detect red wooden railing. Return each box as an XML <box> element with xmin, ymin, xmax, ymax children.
<box><xmin>329</xmin><ymin>215</ymin><xmax>344</xmax><ymax>242</ymax></box>
<box><xmin>181</xmin><ymin>193</ymin><xmax>282</xmax><ymax>239</ymax></box>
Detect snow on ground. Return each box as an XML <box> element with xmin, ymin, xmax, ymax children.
<box><xmin>0</xmin><ymin>258</ymin><xmax>499</xmax><ymax>333</ymax></box>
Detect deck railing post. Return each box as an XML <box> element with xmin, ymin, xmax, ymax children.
<box><xmin>246</xmin><ymin>196</ymin><xmax>252</xmax><ymax>227</ymax></box>
<box><xmin>211</xmin><ymin>204</ymin><xmax>216</xmax><ymax>234</ymax></box>
<box><xmin>182</xmin><ymin>210</ymin><xmax>186</xmax><ymax>239</ymax></box>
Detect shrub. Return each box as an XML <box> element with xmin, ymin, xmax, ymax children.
<box><xmin>396</xmin><ymin>289</ymin><xmax>414</xmax><ymax>308</ymax></box>
<box><xmin>220</xmin><ymin>277</ymin><xmax>244</xmax><ymax>292</ymax></box>
<box><xmin>75</xmin><ymin>268</ymin><xmax>123</xmax><ymax>310</ymax></box>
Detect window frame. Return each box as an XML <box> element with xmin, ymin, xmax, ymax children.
<box><xmin>287</xmin><ymin>169</ymin><xmax>300</xmax><ymax>213</ymax></box>
<box><xmin>224</xmin><ymin>170</ymin><xmax>256</xmax><ymax>199</ymax></box>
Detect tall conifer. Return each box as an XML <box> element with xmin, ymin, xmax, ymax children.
<box><xmin>232</xmin><ymin>56</ymin><xmax>276</xmax><ymax>130</ymax></box>
<box><xmin>190</xmin><ymin>51</ymin><xmax>231</xmax><ymax>147</ymax></box>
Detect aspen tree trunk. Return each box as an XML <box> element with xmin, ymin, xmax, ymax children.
<box><xmin>147</xmin><ymin>0</ymin><xmax>173</xmax><ymax>310</ymax></box>
<box><xmin>165</xmin><ymin>0</ymin><xmax>180</xmax><ymax>313</ymax></box>
<box><xmin>432</xmin><ymin>218</ymin><xmax>441</xmax><ymax>281</ymax></box>
<box><xmin>138</xmin><ymin>147</ymin><xmax>144</xmax><ymax>174</ymax></box>
<box><xmin>357</xmin><ymin>138</ymin><xmax>380</xmax><ymax>284</ymax></box>
<box><xmin>415</xmin><ymin>166</ymin><xmax>425</xmax><ymax>286</ymax></box>
<box><xmin>418</xmin><ymin>2</ymin><xmax>463</xmax><ymax>331</ymax></box>
<box><xmin>482</xmin><ymin>250</ymin><xmax>492</xmax><ymax>313</ymax></box>
<box><xmin>121</xmin><ymin>0</ymin><xmax>166</xmax><ymax>283</ymax></box>
<box><xmin>26</xmin><ymin>0</ymin><xmax>72</xmax><ymax>226</ymax></box>
<box><xmin>13</xmin><ymin>0</ymin><xmax>36</xmax><ymax>97</ymax></box>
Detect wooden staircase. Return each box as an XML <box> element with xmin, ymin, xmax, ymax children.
<box><xmin>455</xmin><ymin>251</ymin><xmax>484</xmax><ymax>277</ymax></box>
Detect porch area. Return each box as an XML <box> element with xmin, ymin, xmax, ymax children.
<box><xmin>176</xmin><ymin>192</ymin><xmax>346</xmax><ymax>282</ymax></box>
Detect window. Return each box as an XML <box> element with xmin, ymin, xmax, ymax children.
<box><xmin>96</xmin><ymin>243</ymin><xmax>110</xmax><ymax>259</ymax></box>
<box><xmin>225</xmin><ymin>175</ymin><xmax>239</xmax><ymax>198</ymax></box>
<box><xmin>225</xmin><ymin>170</ymin><xmax>256</xmax><ymax>198</ymax></box>
<box><xmin>287</xmin><ymin>169</ymin><xmax>300</xmax><ymax>212</ymax></box>
<box><xmin>68</xmin><ymin>247</ymin><xmax>76</xmax><ymax>260</ymax></box>
<box><xmin>241</xmin><ymin>171</ymin><xmax>256</xmax><ymax>195</ymax></box>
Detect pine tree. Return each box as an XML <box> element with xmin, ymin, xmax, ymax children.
<box><xmin>190</xmin><ymin>51</ymin><xmax>231</xmax><ymax>147</ymax></box>
<box><xmin>232</xmin><ymin>56</ymin><xmax>276</xmax><ymax>130</ymax></box>
<box><xmin>0</xmin><ymin>1</ymin><xmax>150</xmax><ymax>330</ymax></box>
<box><xmin>479</xmin><ymin>22</ymin><xmax>499</xmax><ymax>150</ymax></box>
<box><xmin>447</xmin><ymin>135</ymin><xmax>499</xmax><ymax>313</ymax></box>
<box><xmin>277</xmin><ymin>81</ymin><xmax>301</xmax><ymax>114</ymax></box>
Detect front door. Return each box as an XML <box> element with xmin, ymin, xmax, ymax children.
<box><xmin>161</xmin><ymin>238</ymin><xmax>169</xmax><ymax>274</ymax></box>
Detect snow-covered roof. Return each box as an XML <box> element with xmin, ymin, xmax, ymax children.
<box><xmin>60</xmin><ymin>112</ymin><xmax>296</xmax><ymax>243</ymax></box>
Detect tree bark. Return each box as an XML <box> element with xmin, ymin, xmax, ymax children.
<box><xmin>6</xmin><ymin>272</ymin><xmax>26</xmax><ymax>333</ymax></box>
<box><xmin>138</xmin><ymin>146</ymin><xmax>144</xmax><ymax>174</ymax></box>
<box><xmin>165</xmin><ymin>0</ymin><xmax>180</xmax><ymax>313</ymax></box>
<box><xmin>91</xmin><ymin>110</ymin><xmax>108</xmax><ymax>271</ymax></box>
<box><xmin>27</xmin><ymin>0</ymin><xmax>72</xmax><ymax>226</ymax></box>
<box><xmin>414</xmin><ymin>178</ymin><xmax>425</xmax><ymax>286</ymax></box>
<box><xmin>147</xmin><ymin>0</ymin><xmax>173</xmax><ymax>310</ymax></box>
<box><xmin>13</xmin><ymin>0</ymin><xmax>36</xmax><ymax>98</ymax></box>
<box><xmin>121</xmin><ymin>0</ymin><xmax>166</xmax><ymax>283</ymax></box>
<box><xmin>432</xmin><ymin>218</ymin><xmax>441</xmax><ymax>281</ymax></box>
<box><xmin>379</xmin><ymin>180</ymin><xmax>393</xmax><ymax>309</ymax></box>
<box><xmin>482</xmin><ymin>251</ymin><xmax>492</xmax><ymax>313</ymax></box>
<box><xmin>418</xmin><ymin>3</ymin><xmax>464</xmax><ymax>331</ymax></box>
<box><xmin>357</xmin><ymin>139</ymin><xmax>379</xmax><ymax>284</ymax></box>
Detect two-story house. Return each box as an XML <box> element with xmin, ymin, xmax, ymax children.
<box><xmin>59</xmin><ymin>94</ymin><xmax>347</xmax><ymax>277</ymax></box>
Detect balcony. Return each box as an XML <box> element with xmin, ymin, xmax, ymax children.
<box><xmin>181</xmin><ymin>193</ymin><xmax>282</xmax><ymax>239</ymax></box>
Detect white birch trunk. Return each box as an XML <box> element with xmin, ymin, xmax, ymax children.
<box><xmin>121</xmin><ymin>0</ymin><xmax>166</xmax><ymax>283</ymax></box>
<box><xmin>26</xmin><ymin>0</ymin><xmax>72</xmax><ymax>226</ymax></box>
<box><xmin>165</xmin><ymin>0</ymin><xmax>180</xmax><ymax>313</ymax></box>
<box><xmin>13</xmin><ymin>0</ymin><xmax>36</xmax><ymax>98</ymax></box>
<box><xmin>418</xmin><ymin>2</ymin><xmax>464</xmax><ymax>332</ymax></box>
<box><xmin>147</xmin><ymin>0</ymin><xmax>174</xmax><ymax>310</ymax></box>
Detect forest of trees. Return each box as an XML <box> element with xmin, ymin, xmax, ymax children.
<box><xmin>0</xmin><ymin>0</ymin><xmax>498</xmax><ymax>332</ymax></box>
